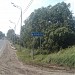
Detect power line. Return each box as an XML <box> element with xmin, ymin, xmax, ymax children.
<box><xmin>23</xmin><ymin>0</ymin><xmax>34</xmax><ymax>14</ymax></box>
<box><xmin>17</xmin><ymin>0</ymin><xmax>34</xmax><ymax>26</ymax></box>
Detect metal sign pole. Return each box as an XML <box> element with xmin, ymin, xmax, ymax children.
<box><xmin>40</xmin><ymin>37</ymin><xmax>41</xmax><ymax>54</ymax></box>
<box><xmin>32</xmin><ymin>37</ymin><xmax>34</xmax><ymax>59</ymax></box>
<box><xmin>31</xmin><ymin>32</ymin><xmax>44</xmax><ymax>57</ymax></box>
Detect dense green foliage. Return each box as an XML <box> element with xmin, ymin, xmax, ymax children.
<box><xmin>16</xmin><ymin>45</ymin><xmax>75</xmax><ymax>68</ymax></box>
<box><xmin>21</xmin><ymin>2</ymin><xmax>75</xmax><ymax>52</ymax></box>
<box><xmin>7</xmin><ymin>29</ymin><xmax>15</xmax><ymax>41</ymax></box>
<box><xmin>7</xmin><ymin>29</ymin><xmax>19</xmax><ymax>44</ymax></box>
<box><xmin>0</xmin><ymin>31</ymin><xmax>5</xmax><ymax>39</ymax></box>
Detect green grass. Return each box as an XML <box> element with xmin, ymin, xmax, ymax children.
<box><xmin>43</xmin><ymin>46</ymin><xmax>75</xmax><ymax>68</ymax></box>
<box><xmin>16</xmin><ymin>45</ymin><xmax>75</xmax><ymax>68</ymax></box>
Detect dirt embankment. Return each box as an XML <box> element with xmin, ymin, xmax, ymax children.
<box><xmin>0</xmin><ymin>40</ymin><xmax>74</xmax><ymax>75</ymax></box>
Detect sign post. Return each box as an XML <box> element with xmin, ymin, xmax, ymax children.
<box><xmin>31</xmin><ymin>32</ymin><xmax>44</xmax><ymax>37</ymax></box>
<box><xmin>40</xmin><ymin>37</ymin><xmax>41</xmax><ymax>54</ymax></box>
<box><xmin>32</xmin><ymin>37</ymin><xmax>34</xmax><ymax>59</ymax></box>
<box><xmin>31</xmin><ymin>32</ymin><xmax>44</xmax><ymax>59</ymax></box>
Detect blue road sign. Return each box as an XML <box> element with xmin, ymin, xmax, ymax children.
<box><xmin>31</xmin><ymin>32</ymin><xmax>44</xmax><ymax>36</ymax></box>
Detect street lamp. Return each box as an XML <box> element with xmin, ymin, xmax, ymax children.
<box><xmin>11</xmin><ymin>2</ymin><xmax>22</xmax><ymax>50</ymax></box>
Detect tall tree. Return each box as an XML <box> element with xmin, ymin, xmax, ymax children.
<box><xmin>7</xmin><ymin>29</ymin><xmax>15</xmax><ymax>42</ymax></box>
<box><xmin>0</xmin><ymin>31</ymin><xmax>5</xmax><ymax>39</ymax></box>
<box><xmin>21</xmin><ymin>2</ymin><xmax>75</xmax><ymax>52</ymax></box>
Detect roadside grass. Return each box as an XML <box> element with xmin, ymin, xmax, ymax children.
<box><xmin>16</xmin><ymin>45</ymin><xmax>75</xmax><ymax>68</ymax></box>
<box><xmin>43</xmin><ymin>47</ymin><xmax>75</xmax><ymax>68</ymax></box>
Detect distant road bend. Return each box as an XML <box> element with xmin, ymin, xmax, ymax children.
<box><xmin>0</xmin><ymin>39</ymin><xmax>74</xmax><ymax>75</ymax></box>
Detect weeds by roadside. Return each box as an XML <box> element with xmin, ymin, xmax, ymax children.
<box><xmin>16</xmin><ymin>44</ymin><xmax>75</xmax><ymax>69</ymax></box>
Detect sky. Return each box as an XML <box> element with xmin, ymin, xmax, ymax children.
<box><xmin>0</xmin><ymin>0</ymin><xmax>75</xmax><ymax>35</ymax></box>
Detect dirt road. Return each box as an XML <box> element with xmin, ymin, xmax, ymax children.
<box><xmin>0</xmin><ymin>40</ymin><xmax>74</xmax><ymax>75</ymax></box>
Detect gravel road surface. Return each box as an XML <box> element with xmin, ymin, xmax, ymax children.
<box><xmin>0</xmin><ymin>40</ymin><xmax>75</xmax><ymax>75</ymax></box>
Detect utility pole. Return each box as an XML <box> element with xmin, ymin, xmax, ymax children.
<box><xmin>11</xmin><ymin>2</ymin><xmax>22</xmax><ymax>50</ymax></box>
<box><xmin>11</xmin><ymin>1</ymin><xmax>33</xmax><ymax>50</ymax></box>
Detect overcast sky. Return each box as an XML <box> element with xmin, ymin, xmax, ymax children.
<box><xmin>0</xmin><ymin>0</ymin><xmax>75</xmax><ymax>35</ymax></box>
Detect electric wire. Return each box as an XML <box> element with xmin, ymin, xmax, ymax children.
<box><xmin>17</xmin><ymin>0</ymin><xmax>34</xmax><ymax>26</ymax></box>
<box><xmin>23</xmin><ymin>0</ymin><xmax>34</xmax><ymax>14</ymax></box>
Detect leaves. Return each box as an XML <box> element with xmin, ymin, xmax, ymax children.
<box><xmin>21</xmin><ymin>2</ymin><xmax>75</xmax><ymax>52</ymax></box>
<box><xmin>0</xmin><ymin>31</ymin><xmax>5</xmax><ymax>39</ymax></box>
